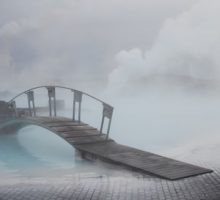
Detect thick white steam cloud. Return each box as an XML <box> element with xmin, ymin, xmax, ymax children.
<box><xmin>104</xmin><ymin>0</ymin><xmax>220</xmax><ymax>166</ymax></box>
<box><xmin>108</xmin><ymin>0</ymin><xmax>220</xmax><ymax>93</ymax></box>
<box><xmin>0</xmin><ymin>0</ymin><xmax>195</xmax><ymax>93</ymax></box>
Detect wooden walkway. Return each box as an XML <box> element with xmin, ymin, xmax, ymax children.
<box><xmin>3</xmin><ymin>116</ymin><xmax>213</xmax><ymax>180</ymax></box>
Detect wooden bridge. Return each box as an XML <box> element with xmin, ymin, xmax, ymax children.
<box><xmin>0</xmin><ymin>86</ymin><xmax>213</xmax><ymax>180</ymax></box>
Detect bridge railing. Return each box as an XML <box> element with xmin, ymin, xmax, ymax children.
<box><xmin>8</xmin><ymin>86</ymin><xmax>113</xmax><ymax>139</ymax></box>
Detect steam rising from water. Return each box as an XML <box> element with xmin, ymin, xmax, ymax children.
<box><xmin>108</xmin><ymin>0</ymin><xmax>220</xmax><ymax>94</ymax></box>
<box><xmin>103</xmin><ymin>0</ymin><xmax>220</xmax><ymax>166</ymax></box>
<box><xmin>1</xmin><ymin>0</ymin><xmax>220</xmax><ymax>182</ymax></box>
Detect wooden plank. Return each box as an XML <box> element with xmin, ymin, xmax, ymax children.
<box><xmin>45</xmin><ymin>123</ymin><xmax>88</xmax><ymax>127</ymax></box>
<box><xmin>42</xmin><ymin>120</ymin><xmax>87</xmax><ymax>125</ymax></box>
<box><xmin>58</xmin><ymin>131</ymin><xmax>102</xmax><ymax>138</ymax></box>
<box><xmin>58</xmin><ymin>129</ymin><xmax>101</xmax><ymax>136</ymax></box>
<box><xmin>29</xmin><ymin>116</ymin><xmax>72</xmax><ymax>122</ymax></box>
<box><xmin>65</xmin><ymin>135</ymin><xmax>112</xmax><ymax>145</ymax></box>
<box><xmin>52</xmin><ymin>126</ymin><xmax>97</xmax><ymax>132</ymax></box>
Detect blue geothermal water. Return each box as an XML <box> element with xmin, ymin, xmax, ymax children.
<box><xmin>0</xmin><ymin>125</ymin><xmax>95</xmax><ymax>180</ymax></box>
<box><xmin>1</xmin><ymin>91</ymin><xmax>220</xmax><ymax>182</ymax></box>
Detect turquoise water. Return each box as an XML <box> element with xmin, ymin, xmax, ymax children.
<box><xmin>1</xmin><ymin>91</ymin><xmax>220</xmax><ymax>183</ymax></box>
<box><xmin>0</xmin><ymin>124</ymin><xmax>132</xmax><ymax>184</ymax></box>
<box><xmin>0</xmin><ymin>125</ymin><xmax>96</xmax><ymax>180</ymax></box>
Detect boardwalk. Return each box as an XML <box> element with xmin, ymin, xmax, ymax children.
<box><xmin>1</xmin><ymin>116</ymin><xmax>212</xmax><ymax>180</ymax></box>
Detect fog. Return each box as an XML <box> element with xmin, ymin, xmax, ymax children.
<box><xmin>0</xmin><ymin>0</ymin><xmax>196</xmax><ymax>92</ymax></box>
<box><xmin>0</xmin><ymin>0</ymin><xmax>220</xmax><ymax>178</ymax></box>
<box><xmin>5</xmin><ymin>85</ymin><xmax>220</xmax><ymax>168</ymax></box>
<box><xmin>102</xmin><ymin>0</ymin><xmax>220</xmax><ymax>165</ymax></box>
<box><xmin>107</xmin><ymin>0</ymin><xmax>220</xmax><ymax>93</ymax></box>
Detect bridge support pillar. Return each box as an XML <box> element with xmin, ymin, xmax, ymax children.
<box><xmin>10</xmin><ymin>101</ymin><xmax>18</xmax><ymax>117</ymax></box>
<box><xmin>26</xmin><ymin>91</ymin><xmax>36</xmax><ymax>117</ymax></box>
<box><xmin>47</xmin><ymin>87</ymin><xmax>56</xmax><ymax>117</ymax></box>
<box><xmin>72</xmin><ymin>90</ymin><xmax>82</xmax><ymax>122</ymax></box>
<box><xmin>100</xmin><ymin>103</ymin><xmax>113</xmax><ymax>139</ymax></box>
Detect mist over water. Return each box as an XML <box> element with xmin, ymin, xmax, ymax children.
<box><xmin>0</xmin><ymin>0</ymin><xmax>220</xmax><ymax>183</ymax></box>
<box><xmin>112</xmin><ymin>88</ymin><xmax>220</xmax><ymax>168</ymax></box>
<box><xmin>102</xmin><ymin>0</ymin><xmax>220</xmax><ymax>166</ymax></box>
<box><xmin>1</xmin><ymin>83</ymin><xmax>220</xmax><ymax>182</ymax></box>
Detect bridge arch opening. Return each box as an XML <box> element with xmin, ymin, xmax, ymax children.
<box><xmin>0</xmin><ymin>122</ymin><xmax>97</xmax><ymax>179</ymax></box>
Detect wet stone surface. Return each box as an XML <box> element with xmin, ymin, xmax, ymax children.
<box><xmin>0</xmin><ymin>163</ymin><xmax>220</xmax><ymax>200</ymax></box>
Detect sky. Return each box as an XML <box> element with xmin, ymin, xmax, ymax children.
<box><xmin>0</xmin><ymin>0</ymin><xmax>198</xmax><ymax>94</ymax></box>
